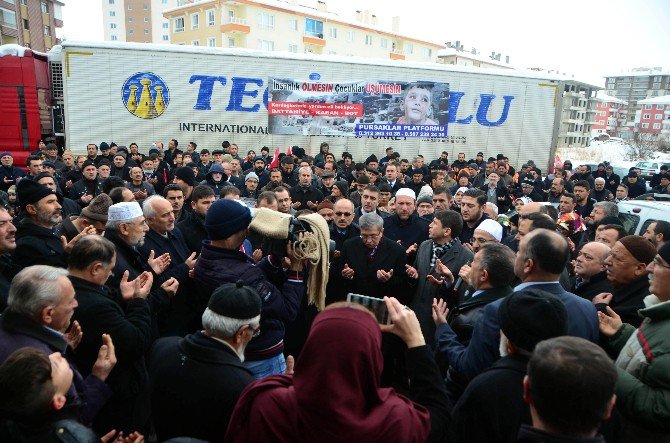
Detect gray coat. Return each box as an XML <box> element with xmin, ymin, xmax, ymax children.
<box><xmin>410</xmin><ymin>238</ymin><xmax>473</xmax><ymax>346</ymax></box>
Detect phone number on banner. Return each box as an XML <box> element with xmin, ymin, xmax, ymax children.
<box><xmin>355</xmin><ymin>124</ymin><xmax>447</xmax><ymax>138</ymax></box>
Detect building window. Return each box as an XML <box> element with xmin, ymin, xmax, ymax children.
<box><xmin>644</xmin><ymin>114</ymin><xmax>651</xmax><ymax>119</ymax></box>
<box><xmin>108</xmin><ymin>0</ymin><xmax>114</xmax><ymax>4</ymax></box>
<box><xmin>43</xmin><ymin>25</ymin><xmax>50</xmax><ymax>35</ymax></box>
<box><xmin>305</xmin><ymin>18</ymin><xmax>323</xmax><ymax>38</ymax></box>
<box><xmin>642</xmin><ymin>123</ymin><xmax>649</xmax><ymax>129</ymax></box>
<box><xmin>128</xmin><ymin>4</ymin><xmax>132</xmax><ymax>10</ymax></box>
<box><xmin>162</xmin><ymin>22</ymin><xmax>169</xmax><ymax>29</ymax></box>
<box><xmin>144</xmin><ymin>29</ymin><xmax>149</xmax><ymax>34</ymax></box>
<box><xmin>191</xmin><ymin>13</ymin><xmax>199</xmax><ymax>29</ymax></box>
<box><xmin>22</xmin><ymin>18</ymin><xmax>29</xmax><ymax>29</ymax></box>
<box><xmin>423</xmin><ymin>48</ymin><xmax>432</xmax><ymax>58</ymax></box>
<box><xmin>346</xmin><ymin>30</ymin><xmax>354</xmax><ymax>42</ymax></box>
<box><xmin>207</xmin><ymin>37</ymin><xmax>216</xmax><ymax>46</ymax></box>
<box><xmin>109</xmin><ymin>11</ymin><xmax>115</xmax><ymax>17</ymax></box>
<box><xmin>406</xmin><ymin>43</ymin><xmax>413</xmax><ymax>54</ymax></box>
<box><xmin>288</xmin><ymin>19</ymin><xmax>297</xmax><ymax>31</ymax></box>
<box><xmin>257</xmin><ymin>13</ymin><xmax>274</xmax><ymax>30</ymax></box>
<box><xmin>656</xmin><ymin>114</ymin><xmax>663</xmax><ymax>119</ymax></box>
<box><xmin>644</xmin><ymin>104</ymin><xmax>652</xmax><ymax>110</ymax></box>
<box><xmin>228</xmin><ymin>37</ymin><xmax>235</xmax><ymax>47</ymax></box>
<box><xmin>128</xmin><ymin>17</ymin><xmax>133</xmax><ymax>22</ymax></box>
<box><xmin>143</xmin><ymin>3</ymin><xmax>149</xmax><ymax>10</ymax></box>
<box><xmin>110</xmin><ymin>23</ymin><xmax>117</xmax><ymax>29</ymax></box>
<box><xmin>329</xmin><ymin>27</ymin><xmax>336</xmax><ymax>38</ymax></box>
<box><xmin>658</xmin><ymin>104</ymin><xmax>665</xmax><ymax>110</ymax></box>
<box><xmin>288</xmin><ymin>44</ymin><xmax>297</xmax><ymax>53</ymax></box>
<box><xmin>192</xmin><ymin>40</ymin><xmax>199</xmax><ymax>46</ymax></box>
<box><xmin>162</xmin><ymin>0</ymin><xmax>168</xmax><ymax>3</ymax></box>
<box><xmin>41</xmin><ymin>1</ymin><xmax>48</xmax><ymax>13</ymax></box>
<box><xmin>653</xmin><ymin>123</ymin><xmax>661</xmax><ymax>129</ymax></box>
<box><xmin>163</xmin><ymin>35</ymin><xmax>169</xmax><ymax>41</ymax></box>
<box><xmin>207</xmin><ymin>9</ymin><xmax>215</xmax><ymax>26</ymax></box>
<box><xmin>257</xmin><ymin>39</ymin><xmax>274</xmax><ymax>51</ymax></box>
<box><xmin>380</xmin><ymin>38</ymin><xmax>388</xmax><ymax>48</ymax></box>
<box><xmin>111</xmin><ymin>35</ymin><xmax>117</xmax><ymax>41</ymax></box>
<box><xmin>129</xmin><ymin>29</ymin><xmax>134</xmax><ymax>34</ymax></box>
<box><xmin>144</xmin><ymin>17</ymin><xmax>149</xmax><ymax>22</ymax></box>
<box><xmin>365</xmin><ymin>35</ymin><xmax>372</xmax><ymax>45</ymax></box>
<box><xmin>174</xmin><ymin>17</ymin><xmax>184</xmax><ymax>32</ymax></box>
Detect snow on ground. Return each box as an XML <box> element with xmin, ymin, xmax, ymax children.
<box><xmin>557</xmin><ymin>139</ymin><xmax>632</xmax><ymax>166</ymax></box>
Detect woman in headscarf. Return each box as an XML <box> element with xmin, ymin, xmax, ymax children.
<box><xmin>225</xmin><ymin>299</ymin><xmax>451</xmax><ymax>443</ymax></box>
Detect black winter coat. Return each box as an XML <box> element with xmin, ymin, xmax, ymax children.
<box><xmin>572</xmin><ymin>271</ymin><xmax>613</xmax><ymax>302</ymax></box>
<box><xmin>13</xmin><ymin>219</ymin><xmax>67</xmax><ymax>269</ymax></box>
<box><xmin>451</xmin><ymin>354</ymin><xmax>531</xmax><ymax>443</ymax></box>
<box><xmin>176</xmin><ymin>210</ymin><xmax>207</xmax><ymax>254</ymax></box>
<box><xmin>290</xmin><ymin>185</ymin><xmax>324</xmax><ymax>210</ymax></box>
<box><xmin>68</xmin><ymin>178</ymin><xmax>104</xmax><ymax>207</ymax></box>
<box><xmin>69</xmin><ymin>276</ymin><xmax>152</xmax><ymax>435</ymax></box>
<box><xmin>447</xmin><ymin>286</ymin><xmax>513</xmax><ymax>345</ymax></box>
<box><xmin>383</xmin><ymin>213</ymin><xmax>430</xmax><ymax>250</ymax></box>
<box><xmin>149</xmin><ymin>332</ymin><xmax>254</xmax><ymax>442</ymax></box>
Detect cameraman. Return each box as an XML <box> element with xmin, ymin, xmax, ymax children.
<box><xmin>194</xmin><ymin>199</ymin><xmax>305</xmax><ymax>379</ymax></box>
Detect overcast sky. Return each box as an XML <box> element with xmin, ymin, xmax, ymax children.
<box><xmin>61</xmin><ymin>0</ymin><xmax>670</xmax><ymax>86</ymax></box>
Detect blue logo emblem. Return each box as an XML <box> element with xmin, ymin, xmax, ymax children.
<box><xmin>309</xmin><ymin>72</ymin><xmax>321</xmax><ymax>81</ymax></box>
<box><xmin>122</xmin><ymin>72</ymin><xmax>169</xmax><ymax>119</ymax></box>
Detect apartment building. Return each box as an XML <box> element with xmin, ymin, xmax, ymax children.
<box><xmin>636</xmin><ymin>96</ymin><xmax>670</xmax><ymax>138</ymax></box>
<box><xmin>102</xmin><ymin>0</ymin><xmax>195</xmax><ymax>44</ymax></box>
<box><xmin>162</xmin><ymin>0</ymin><xmax>443</xmax><ymax>62</ymax></box>
<box><xmin>603</xmin><ymin>67</ymin><xmax>670</xmax><ymax>137</ymax></box>
<box><xmin>590</xmin><ymin>92</ymin><xmax>628</xmax><ymax>138</ymax></box>
<box><xmin>0</xmin><ymin>0</ymin><xmax>63</xmax><ymax>52</ymax></box>
<box><xmin>557</xmin><ymin>82</ymin><xmax>599</xmax><ymax>149</ymax></box>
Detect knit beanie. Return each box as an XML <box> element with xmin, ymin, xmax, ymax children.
<box><xmin>619</xmin><ymin>235</ymin><xmax>656</xmax><ymax>265</ymax></box>
<box><xmin>498</xmin><ymin>288</ymin><xmax>568</xmax><ymax>353</ymax></box>
<box><xmin>333</xmin><ymin>180</ymin><xmax>349</xmax><ymax>197</ymax></box>
<box><xmin>173</xmin><ymin>167</ymin><xmax>196</xmax><ymax>186</ymax></box>
<box><xmin>99</xmin><ymin>142</ymin><xmax>110</xmax><ymax>151</ymax></box>
<box><xmin>80</xmin><ymin>194</ymin><xmax>113</xmax><ymax>222</ymax></box>
<box><xmin>416</xmin><ymin>195</ymin><xmax>433</xmax><ymax>206</ymax></box>
<box><xmin>82</xmin><ymin>160</ymin><xmax>96</xmax><ymax>170</ymax></box>
<box><xmin>245</xmin><ymin>172</ymin><xmax>259</xmax><ymax>182</ymax></box>
<box><xmin>205</xmin><ymin>199</ymin><xmax>252</xmax><ymax>240</ymax></box>
<box><xmin>17</xmin><ymin>178</ymin><xmax>56</xmax><ymax>208</ymax></box>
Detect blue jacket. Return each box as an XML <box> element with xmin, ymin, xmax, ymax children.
<box><xmin>193</xmin><ymin>242</ymin><xmax>305</xmax><ymax>361</ymax></box>
<box><xmin>435</xmin><ymin>281</ymin><xmax>599</xmax><ymax>398</ymax></box>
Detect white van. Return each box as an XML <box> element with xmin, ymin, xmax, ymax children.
<box><xmin>617</xmin><ymin>200</ymin><xmax>670</xmax><ymax>235</ymax></box>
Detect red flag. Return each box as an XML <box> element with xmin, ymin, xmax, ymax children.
<box><xmin>269</xmin><ymin>148</ymin><xmax>280</xmax><ymax>169</ymax></box>
<box><xmin>286</xmin><ymin>146</ymin><xmax>292</xmax><ymax>156</ymax></box>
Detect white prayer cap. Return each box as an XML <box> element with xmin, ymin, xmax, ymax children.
<box><xmin>395</xmin><ymin>188</ymin><xmax>416</xmax><ymax>201</ymax></box>
<box><xmin>107</xmin><ymin>202</ymin><xmax>143</xmax><ymax>222</ymax></box>
<box><xmin>455</xmin><ymin>187</ymin><xmax>470</xmax><ymax>195</ymax></box>
<box><xmin>475</xmin><ymin>219</ymin><xmax>503</xmax><ymax>242</ymax></box>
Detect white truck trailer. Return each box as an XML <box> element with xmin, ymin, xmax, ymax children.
<box><xmin>49</xmin><ymin>41</ymin><xmax>594</xmax><ymax>168</ymax></box>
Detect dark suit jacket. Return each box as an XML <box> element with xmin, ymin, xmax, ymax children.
<box><xmin>338</xmin><ymin>236</ymin><xmax>410</xmax><ymax>302</ymax></box>
<box><xmin>447</xmin><ymin>286</ymin><xmax>513</xmax><ymax>345</ymax></box>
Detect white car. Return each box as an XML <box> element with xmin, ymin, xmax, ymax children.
<box><xmin>617</xmin><ymin>200</ymin><xmax>670</xmax><ymax>235</ymax></box>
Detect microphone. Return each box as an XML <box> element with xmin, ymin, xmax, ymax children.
<box><xmin>453</xmin><ymin>261</ymin><xmax>471</xmax><ymax>291</ymax></box>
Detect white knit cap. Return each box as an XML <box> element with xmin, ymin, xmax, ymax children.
<box><xmin>107</xmin><ymin>202</ymin><xmax>143</xmax><ymax>222</ymax></box>
<box><xmin>395</xmin><ymin>188</ymin><xmax>416</xmax><ymax>200</ymax></box>
<box><xmin>455</xmin><ymin>186</ymin><xmax>470</xmax><ymax>195</ymax></box>
<box><xmin>475</xmin><ymin>219</ymin><xmax>503</xmax><ymax>242</ymax></box>
<box><xmin>418</xmin><ymin>185</ymin><xmax>433</xmax><ymax>199</ymax></box>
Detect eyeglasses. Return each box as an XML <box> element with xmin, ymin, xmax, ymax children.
<box><xmin>471</xmin><ymin>237</ymin><xmax>490</xmax><ymax>245</ymax></box>
<box><xmin>360</xmin><ymin>232</ymin><xmax>381</xmax><ymax>241</ymax></box>
<box><xmin>335</xmin><ymin>211</ymin><xmax>352</xmax><ymax>217</ymax></box>
<box><xmin>652</xmin><ymin>257</ymin><xmax>670</xmax><ymax>270</ymax></box>
<box><xmin>249</xmin><ymin>325</ymin><xmax>261</xmax><ymax>338</ymax></box>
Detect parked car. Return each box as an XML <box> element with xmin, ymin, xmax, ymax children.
<box><xmin>617</xmin><ymin>200</ymin><xmax>670</xmax><ymax>235</ymax></box>
<box><xmin>634</xmin><ymin>161</ymin><xmax>670</xmax><ymax>181</ymax></box>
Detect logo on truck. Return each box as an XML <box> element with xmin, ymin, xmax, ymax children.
<box><xmin>122</xmin><ymin>72</ymin><xmax>170</xmax><ymax>119</ymax></box>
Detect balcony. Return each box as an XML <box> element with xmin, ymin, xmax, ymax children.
<box><xmin>389</xmin><ymin>49</ymin><xmax>405</xmax><ymax>60</ymax></box>
<box><xmin>569</xmin><ymin>105</ymin><xmax>585</xmax><ymax>111</ymax></box>
<box><xmin>302</xmin><ymin>30</ymin><xmax>325</xmax><ymax>47</ymax></box>
<box><xmin>220</xmin><ymin>17</ymin><xmax>249</xmax><ymax>34</ymax></box>
<box><xmin>586</xmin><ymin>108</ymin><xmax>596</xmax><ymax>113</ymax></box>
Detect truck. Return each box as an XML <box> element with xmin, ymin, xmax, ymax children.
<box><xmin>2</xmin><ymin>40</ymin><xmax>598</xmax><ymax>169</ymax></box>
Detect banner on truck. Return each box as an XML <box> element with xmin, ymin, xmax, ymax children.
<box><xmin>267</xmin><ymin>78</ymin><xmax>449</xmax><ymax>138</ymax></box>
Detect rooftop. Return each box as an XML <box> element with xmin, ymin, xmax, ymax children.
<box><xmin>162</xmin><ymin>0</ymin><xmax>446</xmax><ymax>48</ymax></box>
<box><xmin>436</xmin><ymin>48</ymin><xmax>514</xmax><ymax>69</ymax></box>
<box><xmin>604</xmin><ymin>67</ymin><xmax>670</xmax><ymax>78</ymax></box>
<box><xmin>592</xmin><ymin>91</ymin><xmax>627</xmax><ymax>105</ymax></box>
<box><xmin>638</xmin><ymin>95</ymin><xmax>670</xmax><ymax>105</ymax></box>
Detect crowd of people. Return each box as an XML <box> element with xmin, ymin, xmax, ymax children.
<box><xmin>0</xmin><ymin>139</ymin><xmax>669</xmax><ymax>442</ymax></box>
